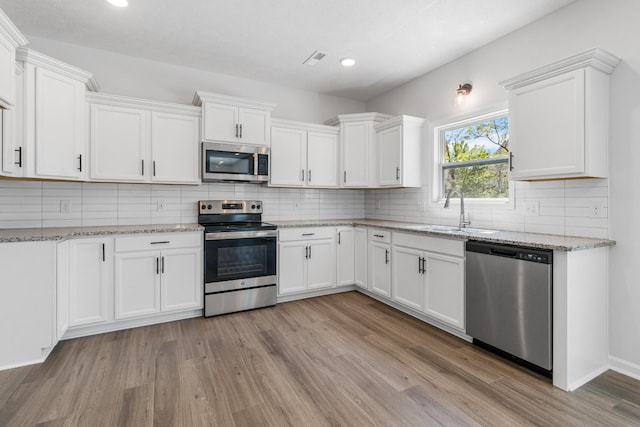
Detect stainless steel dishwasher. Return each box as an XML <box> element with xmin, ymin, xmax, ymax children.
<box><xmin>465</xmin><ymin>240</ymin><xmax>552</xmax><ymax>375</ymax></box>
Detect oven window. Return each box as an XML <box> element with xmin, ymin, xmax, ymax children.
<box><xmin>205</xmin><ymin>237</ymin><xmax>276</xmax><ymax>283</ymax></box>
<box><xmin>206</xmin><ymin>151</ymin><xmax>254</xmax><ymax>175</ymax></box>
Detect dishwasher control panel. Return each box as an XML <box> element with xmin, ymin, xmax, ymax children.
<box><xmin>518</xmin><ymin>252</ymin><xmax>550</xmax><ymax>263</ymax></box>
<box><xmin>466</xmin><ymin>240</ymin><xmax>552</xmax><ymax>265</ymax></box>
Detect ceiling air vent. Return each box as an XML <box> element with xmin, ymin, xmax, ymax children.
<box><xmin>303</xmin><ymin>50</ymin><xmax>327</xmax><ymax>66</ymax></box>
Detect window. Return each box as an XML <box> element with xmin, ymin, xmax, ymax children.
<box><xmin>436</xmin><ymin>110</ymin><xmax>509</xmax><ymax>201</ymax></box>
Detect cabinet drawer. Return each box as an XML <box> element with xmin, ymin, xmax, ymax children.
<box><xmin>279</xmin><ymin>227</ymin><xmax>335</xmax><ymax>242</ymax></box>
<box><xmin>393</xmin><ymin>232</ymin><xmax>464</xmax><ymax>258</ymax></box>
<box><xmin>368</xmin><ymin>229</ymin><xmax>391</xmax><ymax>243</ymax></box>
<box><xmin>115</xmin><ymin>232</ymin><xmax>202</xmax><ymax>252</ymax></box>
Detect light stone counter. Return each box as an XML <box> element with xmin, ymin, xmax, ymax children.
<box><xmin>0</xmin><ymin>223</ymin><xmax>203</xmax><ymax>243</ymax></box>
<box><xmin>270</xmin><ymin>219</ymin><xmax>615</xmax><ymax>252</ymax></box>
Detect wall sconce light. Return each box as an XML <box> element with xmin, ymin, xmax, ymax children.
<box><xmin>455</xmin><ymin>83</ymin><xmax>472</xmax><ymax>105</ymax></box>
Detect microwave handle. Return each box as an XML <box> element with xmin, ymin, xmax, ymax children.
<box><xmin>253</xmin><ymin>153</ymin><xmax>258</xmax><ymax>176</ymax></box>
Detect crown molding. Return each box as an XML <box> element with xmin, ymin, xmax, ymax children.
<box><xmin>87</xmin><ymin>92</ymin><xmax>202</xmax><ymax>116</ymax></box>
<box><xmin>324</xmin><ymin>112</ymin><xmax>394</xmax><ymax>126</ymax></box>
<box><xmin>375</xmin><ymin>114</ymin><xmax>425</xmax><ymax>131</ymax></box>
<box><xmin>271</xmin><ymin>118</ymin><xmax>338</xmax><ymax>134</ymax></box>
<box><xmin>0</xmin><ymin>9</ymin><xmax>28</xmax><ymax>47</ymax></box>
<box><xmin>16</xmin><ymin>48</ymin><xmax>100</xmax><ymax>91</ymax></box>
<box><xmin>499</xmin><ymin>48</ymin><xmax>620</xmax><ymax>90</ymax></box>
<box><xmin>192</xmin><ymin>90</ymin><xmax>276</xmax><ymax>111</ymax></box>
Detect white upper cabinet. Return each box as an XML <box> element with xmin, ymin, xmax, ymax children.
<box><xmin>16</xmin><ymin>48</ymin><xmax>99</xmax><ymax>181</ymax></box>
<box><xmin>376</xmin><ymin>115</ymin><xmax>424</xmax><ymax>188</ymax></box>
<box><xmin>0</xmin><ymin>8</ymin><xmax>27</xmax><ymax>109</ymax></box>
<box><xmin>193</xmin><ymin>91</ymin><xmax>275</xmax><ymax>146</ymax></box>
<box><xmin>88</xmin><ymin>93</ymin><xmax>201</xmax><ymax>184</ymax></box>
<box><xmin>325</xmin><ymin>113</ymin><xmax>392</xmax><ymax>188</ymax></box>
<box><xmin>151</xmin><ymin>111</ymin><xmax>200</xmax><ymax>184</ymax></box>
<box><xmin>500</xmin><ymin>48</ymin><xmax>620</xmax><ymax>181</ymax></box>
<box><xmin>270</xmin><ymin>118</ymin><xmax>338</xmax><ymax>188</ymax></box>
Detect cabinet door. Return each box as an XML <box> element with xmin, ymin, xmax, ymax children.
<box><xmin>238</xmin><ymin>108</ymin><xmax>270</xmax><ymax>146</ymax></box>
<box><xmin>307</xmin><ymin>131</ymin><xmax>338</xmax><ymax>187</ymax></box>
<box><xmin>90</xmin><ymin>104</ymin><xmax>148</xmax><ymax>182</ymax></box>
<box><xmin>69</xmin><ymin>238</ymin><xmax>112</xmax><ymax>327</ymax></box>
<box><xmin>0</xmin><ymin>35</ymin><xmax>16</xmax><ymax>109</ymax></box>
<box><xmin>151</xmin><ymin>112</ymin><xmax>200</xmax><ymax>184</ymax></box>
<box><xmin>378</xmin><ymin>125</ymin><xmax>402</xmax><ymax>186</ymax></box>
<box><xmin>341</xmin><ymin>122</ymin><xmax>369</xmax><ymax>187</ymax></box>
<box><xmin>278</xmin><ymin>241</ymin><xmax>307</xmax><ymax>295</ymax></box>
<box><xmin>307</xmin><ymin>239</ymin><xmax>336</xmax><ymax>290</ymax></box>
<box><xmin>424</xmin><ymin>252</ymin><xmax>465</xmax><ymax>329</ymax></box>
<box><xmin>392</xmin><ymin>246</ymin><xmax>424</xmax><ymax>311</ymax></box>
<box><xmin>354</xmin><ymin>228</ymin><xmax>368</xmax><ymax>289</ymax></box>
<box><xmin>34</xmin><ymin>67</ymin><xmax>85</xmax><ymax>179</ymax></box>
<box><xmin>370</xmin><ymin>241</ymin><xmax>391</xmax><ymax>297</ymax></box>
<box><xmin>270</xmin><ymin>126</ymin><xmax>306</xmax><ymax>186</ymax></box>
<box><xmin>509</xmin><ymin>69</ymin><xmax>585</xmax><ymax>179</ymax></box>
<box><xmin>115</xmin><ymin>252</ymin><xmax>161</xmax><ymax>319</ymax></box>
<box><xmin>336</xmin><ymin>227</ymin><xmax>354</xmax><ymax>286</ymax></box>
<box><xmin>202</xmin><ymin>102</ymin><xmax>238</xmax><ymax>142</ymax></box>
<box><xmin>160</xmin><ymin>248</ymin><xmax>202</xmax><ymax>312</ymax></box>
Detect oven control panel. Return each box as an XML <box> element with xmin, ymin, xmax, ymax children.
<box><xmin>199</xmin><ymin>200</ymin><xmax>262</xmax><ymax>214</ymax></box>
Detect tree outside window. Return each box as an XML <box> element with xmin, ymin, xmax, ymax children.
<box><xmin>439</xmin><ymin>111</ymin><xmax>509</xmax><ymax>200</ymax></box>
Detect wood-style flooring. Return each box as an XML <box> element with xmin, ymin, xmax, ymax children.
<box><xmin>1</xmin><ymin>291</ymin><xmax>639</xmax><ymax>426</ymax></box>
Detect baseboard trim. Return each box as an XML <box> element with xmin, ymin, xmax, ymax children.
<box><xmin>62</xmin><ymin>309</ymin><xmax>203</xmax><ymax>340</ymax></box>
<box><xmin>277</xmin><ymin>285</ymin><xmax>355</xmax><ymax>303</ymax></box>
<box><xmin>609</xmin><ymin>356</ymin><xmax>640</xmax><ymax>381</ymax></box>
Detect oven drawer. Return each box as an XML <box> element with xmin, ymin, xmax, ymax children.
<box><xmin>204</xmin><ymin>285</ymin><xmax>277</xmax><ymax>317</ymax></box>
<box><xmin>115</xmin><ymin>232</ymin><xmax>202</xmax><ymax>252</ymax></box>
<box><xmin>279</xmin><ymin>227</ymin><xmax>335</xmax><ymax>242</ymax></box>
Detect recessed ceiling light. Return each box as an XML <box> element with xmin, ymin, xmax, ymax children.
<box><xmin>107</xmin><ymin>0</ymin><xmax>128</xmax><ymax>7</ymax></box>
<box><xmin>340</xmin><ymin>57</ymin><xmax>355</xmax><ymax>67</ymax></box>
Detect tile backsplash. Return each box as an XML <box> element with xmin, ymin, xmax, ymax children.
<box><xmin>0</xmin><ymin>178</ymin><xmax>608</xmax><ymax>239</ymax></box>
<box><xmin>0</xmin><ymin>180</ymin><xmax>365</xmax><ymax>229</ymax></box>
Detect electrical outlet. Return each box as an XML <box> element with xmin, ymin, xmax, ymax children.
<box><xmin>157</xmin><ymin>200</ymin><xmax>166</xmax><ymax>212</ymax></box>
<box><xmin>60</xmin><ymin>200</ymin><xmax>71</xmax><ymax>213</ymax></box>
<box><xmin>524</xmin><ymin>201</ymin><xmax>539</xmax><ymax>216</ymax></box>
<box><xmin>589</xmin><ymin>201</ymin><xmax>603</xmax><ymax>218</ymax></box>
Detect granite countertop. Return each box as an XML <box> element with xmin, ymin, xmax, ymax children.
<box><xmin>0</xmin><ymin>223</ymin><xmax>203</xmax><ymax>243</ymax></box>
<box><xmin>270</xmin><ymin>219</ymin><xmax>615</xmax><ymax>252</ymax></box>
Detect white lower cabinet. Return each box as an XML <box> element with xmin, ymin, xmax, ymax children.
<box><xmin>392</xmin><ymin>232</ymin><xmax>465</xmax><ymax>330</ymax></box>
<box><xmin>0</xmin><ymin>241</ymin><xmax>55</xmax><ymax>369</ymax></box>
<box><xmin>278</xmin><ymin>227</ymin><xmax>336</xmax><ymax>295</ymax></box>
<box><xmin>114</xmin><ymin>233</ymin><xmax>202</xmax><ymax>320</ymax></box>
<box><xmin>354</xmin><ymin>227</ymin><xmax>368</xmax><ymax>289</ymax></box>
<box><xmin>368</xmin><ymin>229</ymin><xmax>391</xmax><ymax>297</ymax></box>
<box><xmin>336</xmin><ymin>226</ymin><xmax>355</xmax><ymax>286</ymax></box>
<box><xmin>68</xmin><ymin>237</ymin><xmax>113</xmax><ymax>327</ymax></box>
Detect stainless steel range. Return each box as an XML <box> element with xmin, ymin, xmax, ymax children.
<box><xmin>198</xmin><ymin>200</ymin><xmax>277</xmax><ymax>317</ymax></box>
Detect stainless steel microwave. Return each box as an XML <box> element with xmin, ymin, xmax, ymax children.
<box><xmin>202</xmin><ymin>142</ymin><xmax>269</xmax><ymax>183</ymax></box>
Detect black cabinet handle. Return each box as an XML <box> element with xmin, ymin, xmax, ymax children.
<box><xmin>235</xmin><ymin>124</ymin><xmax>239</xmax><ymax>138</ymax></box>
<box><xmin>509</xmin><ymin>152</ymin><xmax>514</xmax><ymax>171</ymax></box>
<box><xmin>308</xmin><ymin>245</ymin><xmax>311</xmax><ymax>259</ymax></box>
<box><xmin>308</xmin><ymin>170</ymin><xmax>312</xmax><ymax>182</ymax></box>
<box><xmin>338</xmin><ymin>232</ymin><xmax>341</xmax><ymax>244</ymax></box>
<box><xmin>396</xmin><ymin>166</ymin><xmax>400</xmax><ymax>180</ymax></box>
<box><xmin>302</xmin><ymin>233</ymin><xmax>315</xmax><ymax>236</ymax></box>
<box><xmin>385</xmin><ymin>249</ymin><xmax>389</xmax><ymax>264</ymax></box>
<box><xmin>102</xmin><ymin>243</ymin><xmax>105</xmax><ymax>262</ymax></box>
<box><xmin>418</xmin><ymin>256</ymin><xmax>421</xmax><ymax>273</ymax></box>
<box><xmin>343</xmin><ymin>170</ymin><xmax>347</xmax><ymax>183</ymax></box>
<box><xmin>161</xmin><ymin>256</ymin><xmax>165</xmax><ymax>274</ymax></box>
<box><xmin>150</xmin><ymin>241</ymin><xmax>170</xmax><ymax>245</ymax></box>
<box><xmin>304</xmin><ymin>246</ymin><xmax>308</xmax><ymax>259</ymax></box>
<box><xmin>141</xmin><ymin>159</ymin><xmax>145</xmax><ymax>176</ymax></box>
<box><xmin>156</xmin><ymin>257</ymin><xmax>160</xmax><ymax>275</ymax></box>
<box><xmin>301</xmin><ymin>169</ymin><xmax>305</xmax><ymax>182</ymax></box>
<box><xmin>374</xmin><ymin>234</ymin><xmax>384</xmax><ymax>238</ymax></box>
<box><xmin>14</xmin><ymin>146</ymin><xmax>22</xmax><ymax>167</ymax></box>
<box><xmin>421</xmin><ymin>257</ymin><xmax>426</xmax><ymax>274</ymax></box>
<box><xmin>77</xmin><ymin>154</ymin><xmax>83</xmax><ymax>172</ymax></box>
<box><xmin>239</xmin><ymin>124</ymin><xmax>243</xmax><ymax>138</ymax></box>
<box><xmin>153</xmin><ymin>161</ymin><xmax>156</xmax><ymax>177</ymax></box>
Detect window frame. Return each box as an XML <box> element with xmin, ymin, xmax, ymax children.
<box><xmin>430</xmin><ymin>108</ymin><xmax>514</xmax><ymax>208</ymax></box>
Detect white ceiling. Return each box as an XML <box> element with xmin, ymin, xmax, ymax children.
<box><xmin>0</xmin><ymin>0</ymin><xmax>575</xmax><ymax>101</ymax></box>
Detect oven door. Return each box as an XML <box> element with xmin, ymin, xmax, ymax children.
<box><xmin>204</xmin><ymin>230</ymin><xmax>277</xmax><ymax>292</ymax></box>
<box><xmin>202</xmin><ymin>142</ymin><xmax>269</xmax><ymax>182</ymax></box>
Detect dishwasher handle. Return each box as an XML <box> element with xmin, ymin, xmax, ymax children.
<box><xmin>490</xmin><ymin>248</ymin><xmax>518</xmax><ymax>258</ymax></box>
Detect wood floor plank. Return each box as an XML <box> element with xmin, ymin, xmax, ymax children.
<box><xmin>0</xmin><ymin>291</ymin><xmax>639</xmax><ymax>427</ymax></box>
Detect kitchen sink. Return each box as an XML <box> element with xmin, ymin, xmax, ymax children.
<box><xmin>404</xmin><ymin>224</ymin><xmax>498</xmax><ymax>235</ymax></box>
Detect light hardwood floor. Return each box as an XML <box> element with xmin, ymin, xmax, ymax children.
<box><xmin>1</xmin><ymin>291</ymin><xmax>639</xmax><ymax>426</ymax></box>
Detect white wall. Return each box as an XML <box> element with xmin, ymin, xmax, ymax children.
<box><xmin>25</xmin><ymin>36</ymin><xmax>365</xmax><ymax>123</ymax></box>
<box><xmin>366</xmin><ymin>0</ymin><xmax>640</xmax><ymax>377</ymax></box>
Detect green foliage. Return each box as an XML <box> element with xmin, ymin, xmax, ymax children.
<box><xmin>442</xmin><ymin>117</ymin><xmax>509</xmax><ymax>199</ymax></box>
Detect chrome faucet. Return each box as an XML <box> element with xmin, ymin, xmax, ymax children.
<box><xmin>444</xmin><ymin>189</ymin><xmax>471</xmax><ymax>229</ymax></box>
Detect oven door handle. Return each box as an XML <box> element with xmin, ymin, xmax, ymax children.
<box><xmin>206</xmin><ymin>230</ymin><xmax>278</xmax><ymax>240</ymax></box>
